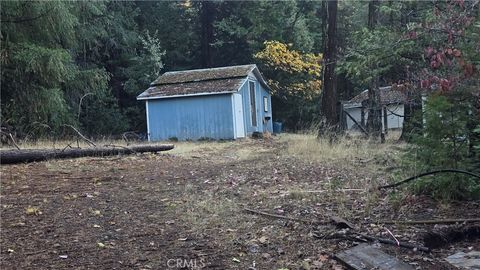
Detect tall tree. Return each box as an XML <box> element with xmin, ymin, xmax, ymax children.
<box><xmin>319</xmin><ymin>0</ymin><xmax>339</xmax><ymax>131</ymax></box>
<box><xmin>199</xmin><ymin>1</ymin><xmax>216</xmax><ymax>68</ymax></box>
<box><xmin>366</xmin><ymin>0</ymin><xmax>383</xmax><ymax>138</ymax></box>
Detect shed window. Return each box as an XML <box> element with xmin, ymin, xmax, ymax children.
<box><xmin>249</xmin><ymin>81</ymin><xmax>257</xmax><ymax>126</ymax></box>
<box><xmin>263</xmin><ymin>96</ymin><xmax>268</xmax><ymax>112</ymax></box>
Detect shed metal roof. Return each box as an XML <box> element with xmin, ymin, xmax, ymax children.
<box><xmin>346</xmin><ymin>86</ymin><xmax>407</xmax><ymax>107</ymax></box>
<box><xmin>137</xmin><ymin>64</ymin><xmax>269</xmax><ymax>100</ymax></box>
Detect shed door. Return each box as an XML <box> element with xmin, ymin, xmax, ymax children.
<box><xmin>249</xmin><ymin>81</ymin><xmax>257</xmax><ymax>127</ymax></box>
<box><xmin>233</xmin><ymin>93</ymin><xmax>245</xmax><ymax>138</ymax></box>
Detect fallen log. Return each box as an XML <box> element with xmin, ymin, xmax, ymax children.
<box><xmin>0</xmin><ymin>144</ymin><xmax>174</xmax><ymax>164</ymax></box>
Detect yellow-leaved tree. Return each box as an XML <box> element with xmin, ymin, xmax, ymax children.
<box><xmin>254</xmin><ymin>41</ymin><xmax>322</xmax><ymax>129</ymax></box>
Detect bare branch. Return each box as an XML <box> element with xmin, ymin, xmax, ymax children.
<box><xmin>0</xmin><ymin>131</ymin><xmax>20</xmax><ymax>150</ymax></box>
<box><xmin>77</xmin><ymin>93</ymin><xmax>94</xmax><ymax>122</ymax></box>
<box><xmin>62</xmin><ymin>124</ymin><xmax>96</xmax><ymax>148</ymax></box>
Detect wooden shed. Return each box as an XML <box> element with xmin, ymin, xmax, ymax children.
<box><xmin>137</xmin><ymin>64</ymin><xmax>273</xmax><ymax>141</ymax></box>
<box><xmin>343</xmin><ymin>86</ymin><xmax>406</xmax><ymax>131</ymax></box>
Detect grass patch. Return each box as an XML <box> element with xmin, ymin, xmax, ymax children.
<box><xmin>167</xmin><ymin>140</ymin><xmax>234</xmax><ymax>157</ymax></box>
<box><xmin>281</xmin><ymin>132</ymin><xmax>404</xmax><ymax>167</ymax></box>
<box><xmin>180</xmin><ymin>191</ymin><xmax>240</xmax><ymax>231</ymax></box>
<box><xmin>281</xmin><ymin>133</ymin><xmax>391</xmax><ymax>164</ymax></box>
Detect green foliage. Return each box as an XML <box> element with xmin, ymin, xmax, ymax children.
<box><xmin>80</xmin><ymin>93</ymin><xmax>129</xmax><ymax>136</ymax></box>
<box><xmin>475</xmin><ymin>126</ymin><xmax>480</xmax><ymax>151</ymax></box>
<box><xmin>1</xmin><ymin>1</ymin><xmax>163</xmax><ymax>138</ymax></box>
<box><xmin>338</xmin><ymin>27</ymin><xmax>417</xmax><ymax>86</ymax></box>
<box><xmin>213</xmin><ymin>1</ymin><xmax>322</xmax><ymax>66</ymax></box>
<box><xmin>1</xmin><ymin>0</ymin><xmax>477</xmax><ymax>146</ymax></box>
<box><xmin>139</xmin><ymin>31</ymin><xmax>166</xmax><ymax>78</ymax></box>
<box><xmin>1</xmin><ymin>42</ymin><xmax>76</xmax><ymax>137</ymax></box>
<box><xmin>405</xmin><ymin>94</ymin><xmax>480</xmax><ymax>200</ymax></box>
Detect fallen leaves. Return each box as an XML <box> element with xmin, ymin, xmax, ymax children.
<box><xmin>25</xmin><ymin>206</ymin><xmax>41</xmax><ymax>216</ymax></box>
<box><xmin>1</xmin><ymin>138</ymin><xmax>477</xmax><ymax>270</ymax></box>
<box><xmin>258</xmin><ymin>236</ymin><xmax>269</xmax><ymax>244</ymax></box>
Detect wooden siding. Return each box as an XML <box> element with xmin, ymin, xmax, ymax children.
<box><xmin>147</xmin><ymin>94</ymin><xmax>235</xmax><ymax>141</ymax></box>
<box><xmin>238</xmin><ymin>77</ymin><xmax>273</xmax><ymax>134</ymax></box>
<box><xmin>345</xmin><ymin>104</ymin><xmax>404</xmax><ymax>130</ymax></box>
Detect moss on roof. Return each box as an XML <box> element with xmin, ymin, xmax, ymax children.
<box><xmin>150</xmin><ymin>64</ymin><xmax>256</xmax><ymax>86</ymax></box>
<box><xmin>138</xmin><ymin>78</ymin><xmax>246</xmax><ymax>99</ymax></box>
<box><xmin>138</xmin><ymin>64</ymin><xmax>263</xmax><ymax>99</ymax></box>
<box><xmin>348</xmin><ymin>86</ymin><xmax>407</xmax><ymax>105</ymax></box>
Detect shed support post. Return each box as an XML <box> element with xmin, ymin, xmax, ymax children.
<box><xmin>383</xmin><ymin>106</ymin><xmax>388</xmax><ymax>135</ymax></box>
<box><xmin>361</xmin><ymin>106</ymin><xmax>365</xmax><ymax>128</ymax></box>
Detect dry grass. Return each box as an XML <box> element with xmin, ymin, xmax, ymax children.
<box><xmin>278</xmin><ymin>131</ymin><xmax>407</xmax><ymax>206</ymax></box>
<box><xmin>280</xmin><ymin>131</ymin><xmax>404</xmax><ymax>166</ymax></box>
<box><xmin>180</xmin><ymin>192</ymin><xmax>239</xmax><ymax>231</ymax></box>
<box><xmin>1</xmin><ymin>138</ymin><xmax>236</xmax><ymax>158</ymax></box>
<box><xmin>167</xmin><ymin>140</ymin><xmax>235</xmax><ymax>157</ymax></box>
<box><xmin>1</xmin><ymin>132</ymin><xmax>470</xmax><ymax>270</ymax></box>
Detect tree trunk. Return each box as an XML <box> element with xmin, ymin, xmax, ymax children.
<box><xmin>366</xmin><ymin>0</ymin><xmax>383</xmax><ymax>139</ymax></box>
<box><xmin>367</xmin><ymin>80</ymin><xmax>383</xmax><ymax>138</ymax></box>
<box><xmin>368</xmin><ymin>0</ymin><xmax>379</xmax><ymax>29</ymax></box>
<box><xmin>319</xmin><ymin>0</ymin><xmax>339</xmax><ymax>132</ymax></box>
<box><xmin>0</xmin><ymin>144</ymin><xmax>174</xmax><ymax>164</ymax></box>
<box><xmin>399</xmin><ymin>94</ymin><xmax>422</xmax><ymax>141</ymax></box>
<box><xmin>200</xmin><ymin>1</ymin><xmax>216</xmax><ymax>68</ymax></box>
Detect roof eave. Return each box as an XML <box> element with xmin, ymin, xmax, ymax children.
<box><xmin>251</xmin><ymin>65</ymin><xmax>272</xmax><ymax>92</ymax></box>
<box><xmin>136</xmin><ymin>90</ymin><xmax>238</xmax><ymax>101</ymax></box>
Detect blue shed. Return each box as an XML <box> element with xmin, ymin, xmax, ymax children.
<box><xmin>137</xmin><ymin>64</ymin><xmax>273</xmax><ymax>141</ymax></box>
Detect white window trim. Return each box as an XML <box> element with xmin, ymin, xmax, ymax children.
<box><xmin>145</xmin><ymin>100</ymin><xmax>150</xmax><ymax>141</ymax></box>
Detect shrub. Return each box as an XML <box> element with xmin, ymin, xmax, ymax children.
<box><xmin>405</xmin><ymin>94</ymin><xmax>480</xmax><ymax>200</ymax></box>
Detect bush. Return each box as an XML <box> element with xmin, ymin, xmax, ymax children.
<box><xmin>405</xmin><ymin>94</ymin><xmax>480</xmax><ymax>200</ymax></box>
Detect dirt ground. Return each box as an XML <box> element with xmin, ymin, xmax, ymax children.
<box><xmin>1</xmin><ymin>135</ymin><xmax>479</xmax><ymax>269</ymax></box>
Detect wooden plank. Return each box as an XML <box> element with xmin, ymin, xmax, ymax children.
<box><xmin>335</xmin><ymin>244</ymin><xmax>414</xmax><ymax>270</ymax></box>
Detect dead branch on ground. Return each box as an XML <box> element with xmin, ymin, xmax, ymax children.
<box><xmin>243</xmin><ymin>208</ymin><xmax>356</xmax><ymax>229</ymax></box>
<box><xmin>352</xmin><ymin>232</ymin><xmax>430</xmax><ymax>252</ymax></box>
<box><xmin>243</xmin><ymin>208</ymin><xmax>322</xmax><ymax>224</ymax></box>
